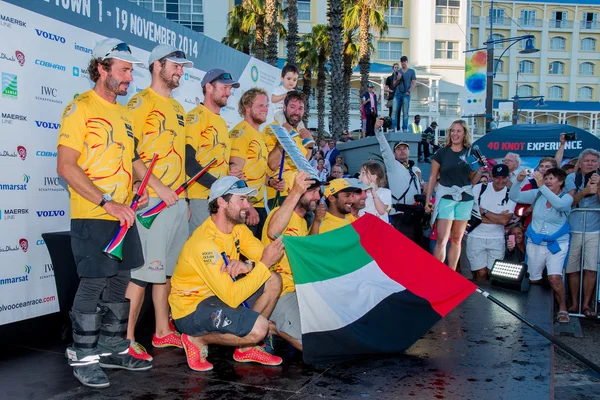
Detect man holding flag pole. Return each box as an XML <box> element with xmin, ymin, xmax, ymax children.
<box><xmin>56</xmin><ymin>38</ymin><xmax>151</xmax><ymax>388</ymax></box>
<box><xmin>124</xmin><ymin>44</ymin><xmax>195</xmax><ymax>361</ymax></box>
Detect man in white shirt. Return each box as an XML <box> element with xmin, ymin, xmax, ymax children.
<box><xmin>467</xmin><ymin>164</ymin><xmax>516</xmax><ymax>281</ymax></box>
<box><xmin>502</xmin><ymin>152</ymin><xmax>521</xmax><ymax>187</ymax></box>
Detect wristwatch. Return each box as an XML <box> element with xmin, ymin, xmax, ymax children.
<box><xmin>99</xmin><ymin>193</ymin><xmax>112</xmax><ymax>207</ymax></box>
<box><xmin>483</xmin><ymin>209</ymin><xmax>489</xmax><ymax>216</ymax></box>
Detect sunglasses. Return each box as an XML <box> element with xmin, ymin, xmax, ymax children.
<box><xmin>227</xmin><ymin>180</ymin><xmax>248</xmax><ymax>191</ymax></box>
<box><xmin>105</xmin><ymin>42</ymin><xmax>132</xmax><ymax>58</ymax></box>
<box><xmin>210</xmin><ymin>72</ymin><xmax>233</xmax><ymax>84</ymax></box>
<box><xmin>166</xmin><ymin>50</ymin><xmax>187</xmax><ymax>60</ymax></box>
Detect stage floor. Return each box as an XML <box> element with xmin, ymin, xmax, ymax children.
<box><xmin>0</xmin><ymin>284</ymin><xmax>552</xmax><ymax>400</ymax></box>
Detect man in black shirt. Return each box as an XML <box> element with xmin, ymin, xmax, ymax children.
<box><xmin>384</xmin><ymin>63</ymin><xmax>399</xmax><ymax>131</ymax></box>
<box><xmin>418</xmin><ymin>121</ymin><xmax>437</xmax><ymax>162</ymax></box>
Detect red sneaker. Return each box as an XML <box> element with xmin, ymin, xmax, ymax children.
<box><xmin>152</xmin><ymin>332</ymin><xmax>183</xmax><ymax>348</ymax></box>
<box><xmin>181</xmin><ymin>334</ymin><xmax>213</xmax><ymax>372</ymax></box>
<box><xmin>233</xmin><ymin>346</ymin><xmax>283</xmax><ymax>366</ymax></box>
<box><xmin>128</xmin><ymin>341</ymin><xmax>153</xmax><ymax>362</ymax></box>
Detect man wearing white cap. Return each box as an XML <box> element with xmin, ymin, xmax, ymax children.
<box><xmin>124</xmin><ymin>44</ymin><xmax>194</xmax><ymax>361</ymax></box>
<box><xmin>186</xmin><ymin>69</ymin><xmax>240</xmax><ymax>233</ymax></box>
<box><xmin>169</xmin><ymin>176</ymin><xmax>285</xmax><ymax>371</ymax></box>
<box><xmin>57</xmin><ymin>38</ymin><xmax>151</xmax><ymax>388</ymax></box>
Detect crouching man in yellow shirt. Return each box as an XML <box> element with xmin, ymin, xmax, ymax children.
<box><xmin>169</xmin><ymin>176</ymin><xmax>284</xmax><ymax>371</ymax></box>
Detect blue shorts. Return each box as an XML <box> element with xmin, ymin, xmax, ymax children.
<box><xmin>437</xmin><ymin>198</ymin><xmax>473</xmax><ymax>221</ymax></box>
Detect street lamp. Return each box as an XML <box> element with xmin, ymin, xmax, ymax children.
<box><xmin>511</xmin><ymin>95</ymin><xmax>546</xmax><ymax>125</ymax></box>
<box><xmin>483</xmin><ymin>0</ymin><xmax>540</xmax><ymax>133</ymax></box>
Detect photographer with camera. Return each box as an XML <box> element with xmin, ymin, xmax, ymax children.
<box><xmin>555</xmin><ymin>132</ymin><xmax>578</xmax><ymax>167</ymax></box>
<box><xmin>565</xmin><ymin>148</ymin><xmax>600</xmax><ymax>317</ymax></box>
<box><xmin>374</xmin><ymin>117</ymin><xmax>423</xmax><ymax>243</ymax></box>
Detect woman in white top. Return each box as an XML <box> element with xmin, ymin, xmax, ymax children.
<box><xmin>358</xmin><ymin>161</ymin><xmax>392</xmax><ymax>222</ymax></box>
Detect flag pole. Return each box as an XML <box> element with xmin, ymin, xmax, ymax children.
<box><xmin>476</xmin><ymin>287</ymin><xmax>600</xmax><ymax>374</ymax></box>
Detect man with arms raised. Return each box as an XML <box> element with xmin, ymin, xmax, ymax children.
<box><xmin>124</xmin><ymin>45</ymin><xmax>194</xmax><ymax>360</ymax></box>
<box><xmin>262</xmin><ymin>171</ymin><xmax>321</xmax><ymax>352</ymax></box>
<box><xmin>57</xmin><ymin>39</ymin><xmax>151</xmax><ymax>388</ymax></box>
<box><xmin>169</xmin><ymin>177</ymin><xmax>285</xmax><ymax>371</ymax></box>
<box><xmin>186</xmin><ymin>69</ymin><xmax>240</xmax><ymax>232</ymax></box>
<box><xmin>229</xmin><ymin>88</ymin><xmax>285</xmax><ymax>238</ymax></box>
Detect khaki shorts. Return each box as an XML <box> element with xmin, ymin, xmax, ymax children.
<box><xmin>271</xmin><ymin>291</ymin><xmax>302</xmax><ymax>344</ymax></box>
<box><xmin>131</xmin><ymin>197</ymin><xmax>188</xmax><ymax>283</ymax></box>
<box><xmin>466</xmin><ymin>236</ymin><xmax>505</xmax><ymax>271</ymax></box>
<box><xmin>566</xmin><ymin>232</ymin><xmax>600</xmax><ymax>273</ymax></box>
<box><xmin>188</xmin><ymin>198</ymin><xmax>210</xmax><ymax>235</ymax></box>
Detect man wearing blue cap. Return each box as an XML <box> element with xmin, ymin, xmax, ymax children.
<box><xmin>124</xmin><ymin>44</ymin><xmax>195</xmax><ymax>361</ymax></box>
<box><xmin>57</xmin><ymin>38</ymin><xmax>151</xmax><ymax>389</ymax></box>
<box><xmin>186</xmin><ymin>69</ymin><xmax>241</xmax><ymax>233</ymax></box>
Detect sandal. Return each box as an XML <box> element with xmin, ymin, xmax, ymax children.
<box><xmin>557</xmin><ymin>311</ymin><xmax>570</xmax><ymax>324</ymax></box>
<box><xmin>582</xmin><ymin>308</ymin><xmax>597</xmax><ymax>319</ymax></box>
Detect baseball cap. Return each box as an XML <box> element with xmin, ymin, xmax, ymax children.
<box><xmin>393</xmin><ymin>141</ymin><xmax>410</xmax><ymax>150</ymax></box>
<box><xmin>208</xmin><ymin>177</ymin><xmax>257</xmax><ymax>202</ymax></box>
<box><xmin>346</xmin><ymin>178</ymin><xmax>370</xmax><ymax>191</ymax></box>
<box><xmin>367</xmin><ymin>83</ymin><xmax>374</xmax><ymax>88</ymax></box>
<box><xmin>201</xmin><ymin>69</ymin><xmax>240</xmax><ymax>88</ymax></box>
<box><xmin>431</xmin><ymin>121</ymin><xmax>438</xmax><ymax>127</ymax></box>
<box><xmin>492</xmin><ymin>164</ymin><xmax>509</xmax><ymax>177</ymax></box>
<box><xmin>93</xmin><ymin>38</ymin><xmax>142</xmax><ymax>64</ymax></box>
<box><xmin>148</xmin><ymin>44</ymin><xmax>193</xmax><ymax>68</ymax></box>
<box><xmin>325</xmin><ymin>178</ymin><xmax>362</xmax><ymax>197</ymax></box>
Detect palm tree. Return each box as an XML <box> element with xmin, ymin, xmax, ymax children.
<box><xmin>328</xmin><ymin>0</ymin><xmax>344</xmax><ymax>139</ymax></box>
<box><xmin>242</xmin><ymin>0</ymin><xmax>266</xmax><ymax>60</ymax></box>
<box><xmin>222</xmin><ymin>5</ymin><xmax>254</xmax><ymax>55</ymax></box>
<box><xmin>265</xmin><ymin>0</ymin><xmax>279</xmax><ymax>66</ymax></box>
<box><xmin>298</xmin><ymin>33</ymin><xmax>318</xmax><ymax>127</ymax></box>
<box><xmin>344</xmin><ymin>0</ymin><xmax>391</xmax><ymax>95</ymax></box>
<box><xmin>342</xmin><ymin>29</ymin><xmax>360</xmax><ymax>130</ymax></box>
<box><xmin>312</xmin><ymin>25</ymin><xmax>331</xmax><ymax>137</ymax></box>
<box><xmin>285</xmin><ymin>0</ymin><xmax>299</xmax><ymax>64</ymax></box>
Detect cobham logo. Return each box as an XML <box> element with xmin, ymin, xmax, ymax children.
<box><xmin>19</xmin><ymin>238</ymin><xmax>28</xmax><ymax>252</ymax></box>
<box><xmin>17</xmin><ymin>145</ymin><xmax>26</xmax><ymax>160</ymax></box>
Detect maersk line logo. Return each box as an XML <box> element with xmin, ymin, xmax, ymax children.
<box><xmin>2</xmin><ymin>73</ymin><xmax>17</xmax><ymax>98</ymax></box>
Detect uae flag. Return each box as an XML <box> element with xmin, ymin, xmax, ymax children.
<box><xmin>282</xmin><ymin>214</ymin><xmax>476</xmax><ymax>364</ymax></box>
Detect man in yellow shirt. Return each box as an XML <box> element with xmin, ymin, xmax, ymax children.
<box><xmin>169</xmin><ymin>176</ymin><xmax>285</xmax><ymax>371</ymax></box>
<box><xmin>346</xmin><ymin>178</ymin><xmax>370</xmax><ymax>222</ymax></box>
<box><xmin>124</xmin><ymin>44</ymin><xmax>193</xmax><ymax>360</ymax></box>
<box><xmin>264</xmin><ymin>91</ymin><xmax>315</xmax><ymax>208</ymax></box>
<box><xmin>57</xmin><ymin>38</ymin><xmax>151</xmax><ymax>388</ymax></box>
<box><xmin>312</xmin><ymin>178</ymin><xmax>362</xmax><ymax>234</ymax></box>
<box><xmin>186</xmin><ymin>69</ymin><xmax>239</xmax><ymax>233</ymax></box>
<box><xmin>262</xmin><ymin>171</ymin><xmax>321</xmax><ymax>351</ymax></box>
<box><xmin>230</xmin><ymin>88</ymin><xmax>285</xmax><ymax>238</ymax></box>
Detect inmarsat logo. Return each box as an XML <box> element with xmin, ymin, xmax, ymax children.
<box><xmin>0</xmin><ymin>266</ymin><xmax>30</xmax><ymax>286</ymax></box>
<box><xmin>0</xmin><ymin>174</ymin><xmax>29</xmax><ymax>191</ymax></box>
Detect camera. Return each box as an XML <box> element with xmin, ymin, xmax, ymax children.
<box><xmin>382</xmin><ymin>116</ymin><xmax>392</xmax><ymax>130</ymax></box>
<box><xmin>564</xmin><ymin>132</ymin><xmax>577</xmax><ymax>141</ymax></box>
<box><xmin>525</xmin><ymin>168</ymin><xmax>534</xmax><ymax>175</ymax></box>
<box><xmin>414</xmin><ymin>194</ymin><xmax>426</xmax><ymax>206</ymax></box>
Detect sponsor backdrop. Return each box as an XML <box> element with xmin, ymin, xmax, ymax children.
<box><xmin>0</xmin><ymin>0</ymin><xmax>281</xmax><ymax>325</ymax></box>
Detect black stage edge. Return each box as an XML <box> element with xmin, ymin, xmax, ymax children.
<box><xmin>0</xmin><ymin>284</ymin><xmax>552</xmax><ymax>400</ymax></box>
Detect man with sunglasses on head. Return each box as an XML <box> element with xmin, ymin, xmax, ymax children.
<box><xmin>186</xmin><ymin>69</ymin><xmax>240</xmax><ymax>233</ymax></box>
<box><xmin>57</xmin><ymin>38</ymin><xmax>151</xmax><ymax>389</ymax></box>
<box><xmin>169</xmin><ymin>176</ymin><xmax>285</xmax><ymax>371</ymax></box>
<box><xmin>123</xmin><ymin>44</ymin><xmax>195</xmax><ymax>361</ymax></box>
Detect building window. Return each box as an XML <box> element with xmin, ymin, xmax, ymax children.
<box><xmin>493</xmin><ymin>84</ymin><xmax>503</xmax><ymax>99</ymax></box>
<box><xmin>298</xmin><ymin>0</ymin><xmax>311</xmax><ymax>21</ymax></box>
<box><xmin>578</xmin><ymin>86</ymin><xmax>593</xmax><ymax>100</ymax></box>
<box><xmin>436</xmin><ymin>0</ymin><xmax>460</xmax><ymax>24</ymax></box>
<box><xmin>581</xmin><ymin>37</ymin><xmax>597</xmax><ymax>51</ymax></box>
<box><xmin>518</xmin><ymin>60</ymin><xmax>534</xmax><ymax>74</ymax></box>
<box><xmin>489</xmin><ymin>8</ymin><xmax>506</xmax><ymax>25</ymax></box>
<box><xmin>580</xmin><ymin>62</ymin><xmax>595</xmax><ymax>76</ymax></box>
<box><xmin>582</xmin><ymin>12</ymin><xmax>598</xmax><ymax>29</ymax></box>
<box><xmin>130</xmin><ymin>0</ymin><xmax>205</xmax><ymax>32</ymax></box>
<box><xmin>551</xmin><ymin>11</ymin><xmax>567</xmax><ymax>28</ymax></box>
<box><xmin>469</xmin><ymin>33</ymin><xmax>474</xmax><ymax>49</ymax></box>
<box><xmin>520</xmin><ymin>10</ymin><xmax>537</xmax><ymax>26</ymax></box>
<box><xmin>493</xmin><ymin>59</ymin><xmax>504</xmax><ymax>73</ymax></box>
<box><xmin>377</xmin><ymin>41</ymin><xmax>402</xmax><ymax>61</ymax></box>
<box><xmin>435</xmin><ymin>40</ymin><xmax>459</xmax><ymax>59</ymax></box>
<box><xmin>548</xmin><ymin>86</ymin><xmax>563</xmax><ymax>100</ymax></box>
<box><xmin>550</xmin><ymin>36</ymin><xmax>566</xmax><ymax>50</ymax></box>
<box><xmin>548</xmin><ymin>61</ymin><xmax>565</xmax><ymax>75</ymax></box>
<box><xmin>518</xmin><ymin>85</ymin><xmax>533</xmax><ymax>97</ymax></box>
<box><xmin>385</xmin><ymin>3</ymin><xmax>403</xmax><ymax>26</ymax></box>
<box><xmin>491</xmin><ymin>33</ymin><xmax>505</xmax><ymax>49</ymax></box>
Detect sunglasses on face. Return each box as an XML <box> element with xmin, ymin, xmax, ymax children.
<box><xmin>105</xmin><ymin>42</ymin><xmax>132</xmax><ymax>57</ymax></box>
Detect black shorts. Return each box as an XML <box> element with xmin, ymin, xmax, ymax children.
<box><xmin>175</xmin><ymin>285</ymin><xmax>264</xmax><ymax>338</ymax></box>
<box><xmin>71</xmin><ymin>219</ymin><xmax>144</xmax><ymax>278</ymax></box>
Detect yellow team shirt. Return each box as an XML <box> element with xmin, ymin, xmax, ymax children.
<box><xmin>57</xmin><ymin>90</ymin><xmax>135</xmax><ymax>220</ymax></box>
<box><xmin>263</xmin><ymin>122</ymin><xmax>308</xmax><ymax>199</ymax></box>
<box><xmin>229</xmin><ymin>120</ymin><xmax>268</xmax><ymax>208</ymax></box>
<box><xmin>185</xmin><ymin>104</ymin><xmax>231</xmax><ymax>199</ymax></box>
<box><xmin>261</xmin><ymin>207</ymin><xmax>308</xmax><ymax>296</ymax></box>
<box><xmin>319</xmin><ymin>212</ymin><xmax>352</xmax><ymax>234</ymax></box>
<box><xmin>169</xmin><ymin>217</ymin><xmax>271</xmax><ymax>319</ymax></box>
<box><xmin>127</xmin><ymin>88</ymin><xmax>186</xmax><ymax>197</ymax></box>
<box><xmin>347</xmin><ymin>213</ymin><xmax>358</xmax><ymax>223</ymax></box>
